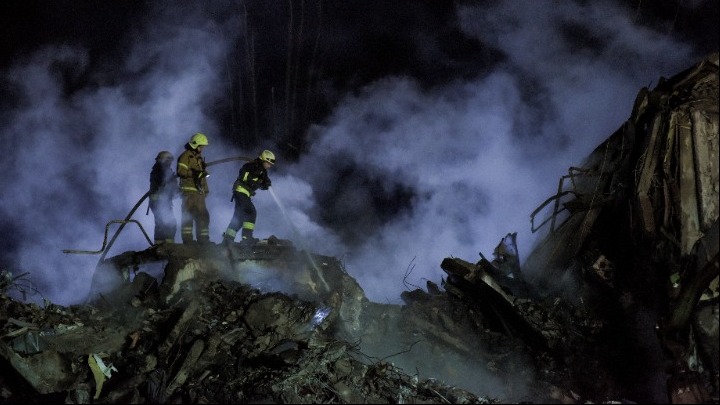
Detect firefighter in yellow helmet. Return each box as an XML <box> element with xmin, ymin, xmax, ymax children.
<box><xmin>222</xmin><ymin>150</ymin><xmax>275</xmax><ymax>245</ymax></box>
<box><xmin>149</xmin><ymin>151</ymin><xmax>178</xmax><ymax>244</ymax></box>
<box><xmin>176</xmin><ymin>133</ymin><xmax>211</xmax><ymax>244</ymax></box>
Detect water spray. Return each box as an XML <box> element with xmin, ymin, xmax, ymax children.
<box><xmin>268</xmin><ymin>187</ymin><xmax>330</xmax><ymax>292</ymax></box>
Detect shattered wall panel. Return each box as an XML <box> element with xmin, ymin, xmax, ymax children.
<box><xmin>677</xmin><ymin>110</ymin><xmax>703</xmax><ymax>254</ymax></box>
<box><xmin>691</xmin><ymin>109</ymin><xmax>719</xmax><ymax>232</ymax></box>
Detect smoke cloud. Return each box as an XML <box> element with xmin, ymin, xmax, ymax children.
<box><xmin>275</xmin><ymin>1</ymin><xmax>699</xmax><ymax>303</ymax></box>
<box><xmin>0</xmin><ymin>1</ymin><xmax>703</xmax><ymax>307</ymax></box>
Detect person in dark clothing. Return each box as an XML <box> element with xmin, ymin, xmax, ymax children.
<box><xmin>149</xmin><ymin>151</ymin><xmax>179</xmax><ymax>245</ymax></box>
<box><xmin>222</xmin><ymin>150</ymin><xmax>275</xmax><ymax>245</ymax></box>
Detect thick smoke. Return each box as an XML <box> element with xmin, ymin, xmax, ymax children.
<box><xmin>0</xmin><ymin>2</ymin><xmax>238</xmax><ymax>304</ymax></box>
<box><xmin>0</xmin><ymin>0</ymin><xmax>702</xmax><ymax>311</ymax></box>
<box><xmin>280</xmin><ymin>1</ymin><xmax>698</xmax><ymax>303</ymax></box>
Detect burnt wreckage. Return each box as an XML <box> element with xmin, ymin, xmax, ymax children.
<box><xmin>1</xmin><ymin>54</ymin><xmax>718</xmax><ymax>404</ymax></box>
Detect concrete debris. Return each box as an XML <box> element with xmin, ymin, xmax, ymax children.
<box><xmin>0</xmin><ymin>54</ymin><xmax>717</xmax><ymax>404</ymax></box>
<box><xmin>0</xmin><ymin>269</ymin><xmax>496</xmax><ymax>404</ymax></box>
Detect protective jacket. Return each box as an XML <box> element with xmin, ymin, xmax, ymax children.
<box><xmin>177</xmin><ymin>145</ymin><xmax>209</xmax><ymax>195</ymax></box>
<box><xmin>233</xmin><ymin>159</ymin><xmax>270</xmax><ymax>198</ymax></box>
<box><xmin>149</xmin><ymin>161</ymin><xmax>178</xmax><ymax>244</ymax></box>
<box><xmin>149</xmin><ymin>162</ymin><xmax>178</xmax><ymax>202</ymax></box>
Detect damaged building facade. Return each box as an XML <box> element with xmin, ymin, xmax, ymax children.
<box><xmin>522</xmin><ymin>52</ymin><xmax>719</xmax><ymax>403</ymax></box>
<box><xmin>1</xmin><ymin>54</ymin><xmax>718</xmax><ymax>403</ymax></box>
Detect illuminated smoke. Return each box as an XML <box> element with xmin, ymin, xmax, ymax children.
<box><xmin>0</xmin><ymin>1</ymin><xmax>702</xmax><ymax>308</ymax></box>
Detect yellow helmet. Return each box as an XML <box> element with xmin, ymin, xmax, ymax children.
<box><xmin>259</xmin><ymin>150</ymin><xmax>276</xmax><ymax>165</ymax></box>
<box><xmin>155</xmin><ymin>151</ymin><xmax>174</xmax><ymax>163</ymax></box>
<box><xmin>189</xmin><ymin>133</ymin><xmax>208</xmax><ymax>149</ymax></box>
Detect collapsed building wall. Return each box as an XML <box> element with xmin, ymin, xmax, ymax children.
<box><xmin>524</xmin><ymin>52</ymin><xmax>719</xmax><ymax>402</ymax></box>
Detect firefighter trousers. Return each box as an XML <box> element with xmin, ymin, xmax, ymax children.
<box><xmin>180</xmin><ymin>193</ymin><xmax>210</xmax><ymax>243</ymax></box>
<box><xmin>150</xmin><ymin>198</ymin><xmax>176</xmax><ymax>244</ymax></box>
<box><xmin>223</xmin><ymin>192</ymin><xmax>256</xmax><ymax>241</ymax></box>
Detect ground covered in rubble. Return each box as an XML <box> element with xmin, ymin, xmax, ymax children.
<box><xmin>0</xmin><ymin>237</ymin><xmax>649</xmax><ymax>404</ymax></box>
<box><xmin>0</xmin><ymin>239</ymin><xmax>685</xmax><ymax>405</ymax></box>
<box><xmin>1</xmin><ymin>270</ymin><xmax>501</xmax><ymax>404</ymax></box>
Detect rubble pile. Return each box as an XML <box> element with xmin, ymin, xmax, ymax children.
<box><xmin>394</xmin><ymin>252</ymin><xmax>625</xmax><ymax>402</ymax></box>
<box><xmin>1</xmin><ymin>268</ymin><xmax>496</xmax><ymax>404</ymax></box>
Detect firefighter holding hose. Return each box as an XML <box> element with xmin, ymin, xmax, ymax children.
<box><xmin>222</xmin><ymin>150</ymin><xmax>275</xmax><ymax>246</ymax></box>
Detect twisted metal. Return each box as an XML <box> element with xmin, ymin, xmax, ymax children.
<box><xmin>62</xmin><ymin>219</ymin><xmax>153</xmax><ymax>254</ymax></box>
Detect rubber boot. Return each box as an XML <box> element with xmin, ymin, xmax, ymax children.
<box><xmin>239</xmin><ymin>237</ymin><xmax>259</xmax><ymax>246</ymax></box>
<box><xmin>239</xmin><ymin>229</ymin><xmax>258</xmax><ymax>246</ymax></box>
<box><xmin>222</xmin><ymin>233</ymin><xmax>235</xmax><ymax>246</ymax></box>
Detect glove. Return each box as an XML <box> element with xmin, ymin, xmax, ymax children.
<box><xmin>260</xmin><ymin>179</ymin><xmax>271</xmax><ymax>190</ymax></box>
<box><xmin>196</xmin><ymin>170</ymin><xmax>209</xmax><ymax>179</ymax></box>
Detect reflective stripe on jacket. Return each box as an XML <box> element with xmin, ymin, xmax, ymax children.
<box><xmin>233</xmin><ymin>159</ymin><xmax>269</xmax><ymax>197</ymax></box>
<box><xmin>177</xmin><ymin>146</ymin><xmax>208</xmax><ymax>195</ymax></box>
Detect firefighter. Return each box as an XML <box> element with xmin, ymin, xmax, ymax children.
<box><xmin>149</xmin><ymin>151</ymin><xmax>178</xmax><ymax>245</ymax></box>
<box><xmin>177</xmin><ymin>133</ymin><xmax>211</xmax><ymax>244</ymax></box>
<box><xmin>222</xmin><ymin>150</ymin><xmax>275</xmax><ymax>245</ymax></box>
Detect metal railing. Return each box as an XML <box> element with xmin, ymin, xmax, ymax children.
<box><xmin>530</xmin><ymin>167</ymin><xmax>595</xmax><ymax>233</ymax></box>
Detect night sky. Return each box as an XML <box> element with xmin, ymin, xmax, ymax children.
<box><xmin>0</xmin><ymin>0</ymin><xmax>717</xmax><ymax>306</ymax></box>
